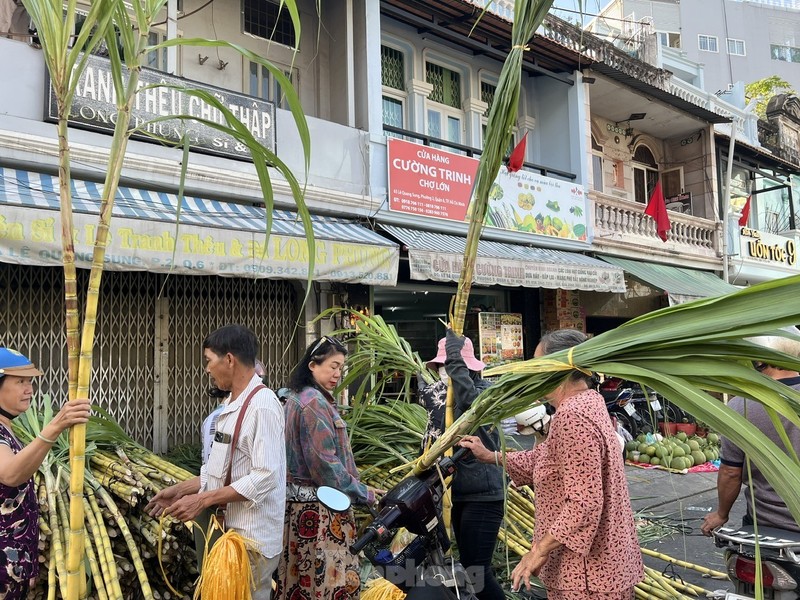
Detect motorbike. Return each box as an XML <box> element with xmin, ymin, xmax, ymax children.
<box><xmin>712</xmin><ymin>524</ymin><xmax>800</xmax><ymax>599</ymax></box>
<box><xmin>351</xmin><ymin>448</ymin><xmax>492</xmax><ymax>600</ymax></box>
<box><xmin>599</xmin><ymin>378</ymin><xmax>659</xmax><ymax>438</ymax></box>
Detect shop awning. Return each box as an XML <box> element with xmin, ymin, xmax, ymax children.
<box><xmin>382</xmin><ymin>226</ymin><xmax>626</xmax><ymax>293</ymax></box>
<box><xmin>598</xmin><ymin>255</ymin><xmax>738</xmax><ymax>303</ymax></box>
<box><xmin>0</xmin><ymin>168</ymin><xmax>399</xmax><ymax>286</ymax></box>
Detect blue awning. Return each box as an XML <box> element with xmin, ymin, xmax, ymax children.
<box><xmin>0</xmin><ymin>168</ymin><xmax>395</xmax><ymax>247</ymax></box>
<box><xmin>0</xmin><ymin>168</ymin><xmax>399</xmax><ymax>285</ymax></box>
<box><xmin>382</xmin><ymin>226</ymin><xmax>626</xmax><ymax>292</ymax></box>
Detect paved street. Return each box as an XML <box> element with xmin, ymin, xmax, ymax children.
<box><xmin>626</xmin><ymin>464</ymin><xmax>745</xmax><ymax>595</ymax></box>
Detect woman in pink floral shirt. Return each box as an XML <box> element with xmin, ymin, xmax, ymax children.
<box><xmin>460</xmin><ymin>330</ymin><xmax>643</xmax><ymax>599</ymax></box>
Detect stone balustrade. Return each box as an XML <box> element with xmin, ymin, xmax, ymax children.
<box><xmin>591</xmin><ymin>190</ymin><xmax>721</xmax><ymax>263</ymax></box>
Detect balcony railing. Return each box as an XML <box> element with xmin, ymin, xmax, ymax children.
<box><xmin>382</xmin><ymin>125</ymin><xmax>577</xmax><ymax>180</ymax></box>
<box><xmin>591</xmin><ymin>190</ymin><xmax>720</xmax><ymax>261</ymax></box>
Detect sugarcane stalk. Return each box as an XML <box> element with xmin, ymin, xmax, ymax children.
<box><xmin>46</xmin><ymin>533</ymin><xmax>57</xmax><ymax>600</ymax></box>
<box><xmin>644</xmin><ymin>567</ymin><xmax>689</xmax><ymax>599</ymax></box>
<box><xmin>635</xmin><ymin>582</ymin><xmax>671</xmax><ymax>600</ymax></box>
<box><xmin>84</xmin><ymin>492</ymin><xmax>123</xmax><ymax>600</ymax></box>
<box><xmin>83</xmin><ymin>528</ymin><xmax>108</xmax><ymax>600</ymax></box>
<box><xmin>640</xmin><ymin>547</ymin><xmax>728</xmax><ymax>578</ymax></box>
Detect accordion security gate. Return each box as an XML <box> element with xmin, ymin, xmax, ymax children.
<box><xmin>0</xmin><ymin>264</ymin><xmax>297</xmax><ymax>452</ymax></box>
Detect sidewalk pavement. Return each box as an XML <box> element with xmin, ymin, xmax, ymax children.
<box><xmin>626</xmin><ymin>463</ymin><xmax>745</xmax><ymax>594</ymax></box>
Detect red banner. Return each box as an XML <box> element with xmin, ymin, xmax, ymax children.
<box><xmin>387</xmin><ymin>138</ymin><xmax>479</xmax><ymax>221</ymax></box>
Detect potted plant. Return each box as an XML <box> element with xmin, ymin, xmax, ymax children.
<box><xmin>675</xmin><ymin>418</ymin><xmax>697</xmax><ymax>436</ymax></box>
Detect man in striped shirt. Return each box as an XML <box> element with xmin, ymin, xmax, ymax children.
<box><xmin>147</xmin><ymin>325</ymin><xmax>286</xmax><ymax>600</ymax></box>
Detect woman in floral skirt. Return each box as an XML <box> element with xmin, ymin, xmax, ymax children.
<box><xmin>276</xmin><ymin>337</ymin><xmax>378</xmax><ymax>600</ymax></box>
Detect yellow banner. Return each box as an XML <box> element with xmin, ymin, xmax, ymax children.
<box><xmin>0</xmin><ymin>206</ymin><xmax>399</xmax><ymax>286</ymax></box>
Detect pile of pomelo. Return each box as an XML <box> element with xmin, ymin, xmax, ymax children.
<box><xmin>625</xmin><ymin>431</ymin><xmax>721</xmax><ymax>470</ymax></box>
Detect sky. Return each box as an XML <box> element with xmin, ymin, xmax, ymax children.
<box><xmin>549</xmin><ymin>0</ymin><xmax>609</xmax><ymax>24</ymax></box>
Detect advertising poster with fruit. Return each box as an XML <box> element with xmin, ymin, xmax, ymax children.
<box><xmin>388</xmin><ymin>140</ymin><xmax>590</xmax><ymax>244</ymax></box>
<box><xmin>484</xmin><ymin>166</ymin><xmax>589</xmax><ymax>241</ymax></box>
<box><xmin>477</xmin><ymin>312</ymin><xmax>523</xmax><ymax>367</ymax></box>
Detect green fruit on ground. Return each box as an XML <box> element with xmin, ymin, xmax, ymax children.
<box><xmin>626</xmin><ymin>441</ymin><xmax>639</xmax><ymax>452</ymax></box>
<box><xmin>681</xmin><ymin>443</ymin><xmax>692</xmax><ymax>454</ymax></box>
<box><xmin>638</xmin><ymin>443</ymin><xmax>649</xmax><ymax>454</ymax></box>
<box><xmin>638</xmin><ymin>455</ymin><xmax>651</xmax><ymax>464</ymax></box>
<box><xmin>703</xmin><ymin>449</ymin><xmax>716</xmax><ymax>461</ymax></box>
<box><xmin>646</xmin><ymin>446</ymin><xmax>657</xmax><ymax>457</ymax></box>
<box><xmin>688</xmin><ymin>440</ymin><xmax>701</xmax><ymax>452</ymax></box>
<box><xmin>696</xmin><ymin>437</ymin><xmax>708</xmax><ymax>447</ymax></box>
<box><xmin>637</xmin><ymin>434</ymin><xmax>647</xmax><ymax>443</ymax></box>
<box><xmin>708</xmin><ymin>433</ymin><xmax>720</xmax><ymax>444</ymax></box>
<box><xmin>691</xmin><ymin>451</ymin><xmax>706</xmax><ymax>465</ymax></box>
<box><xmin>655</xmin><ymin>446</ymin><xmax>669</xmax><ymax>459</ymax></box>
<box><xmin>676</xmin><ymin>432</ymin><xmax>688</xmax><ymax>442</ymax></box>
<box><xmin>670</xmin><ymin>457</ymin><xmax>686</xmax><ymax>470</ymax></box>
<box><xmin>673</xmin><ymin>447</ymin><xmax>686</xmax><ymax>458</ymax></box>
<box><xmin>650</xmin><ymin>457</ymin><xmax>661</xmax><ymax>466</ymax></box>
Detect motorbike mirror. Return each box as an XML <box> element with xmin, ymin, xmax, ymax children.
<box><xmin>317</xmin><ymin>486</ymin><xmax>351</xmax><ymax>512</ymax></box>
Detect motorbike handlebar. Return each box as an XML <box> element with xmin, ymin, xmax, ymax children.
<box><xmin>350</xmin><ymin>526</ymin><xmax>378</xmax><ymax>555</ymax></box>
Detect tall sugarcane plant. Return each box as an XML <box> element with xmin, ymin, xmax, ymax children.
<box><xmin>20</xmin><ymin>0</ymin><xmax>312</xmax><ymax>597</ymax></box>
<box><xmin>425</xmin><ymin>0</ymin><xmax>556</xmax><ymax>477</ymax></box>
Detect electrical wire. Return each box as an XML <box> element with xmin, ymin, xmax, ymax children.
<box><xmin>152</xmin><ymin>0</ymin><xmax>214</xmax><ymax>27</ymax></box>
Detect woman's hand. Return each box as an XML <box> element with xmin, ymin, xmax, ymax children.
<box><xmin>511</xmin><ymin>545</ymin><xmax>549</xmax><ymax>591</ymax></box>
<box><xmin>41</xmin><ymin>398</ymin><xmax>91</xmax><ymax>440</ymax></box>
<box><xmin>458</xmin><ymin>435</ymin><xmax>496</xmax><ymax>464</ymax></box>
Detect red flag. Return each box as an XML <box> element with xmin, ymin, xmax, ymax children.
<box><xmin>738</xmin><ymin>195</ymin><xmax>752</xmax><ymax>226</ymax></box>
<box><xmin>644</xmin><ymin>180</ymin><xmax>671</xmax><ymax>242</ymax></box>
<box><xmin>507</xmin><ymin>132</ymin><xmax>528</xmax><ymax>173</ymax></box>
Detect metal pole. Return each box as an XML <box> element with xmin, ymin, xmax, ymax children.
<box><xmin>721</xmin><ymin>119</ymin><xmax>738</xmax><ymax>284</ymax></box>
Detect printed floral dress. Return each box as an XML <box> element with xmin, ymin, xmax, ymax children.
<box><xmin>276</xmin><ymin>387</ymin><xmax>372</xmax><ymax>600</ymax></box>
<box><xmin>0</xmin><ymin>425</ymin><xmax>39</xmax><ymax>600</ymax></box>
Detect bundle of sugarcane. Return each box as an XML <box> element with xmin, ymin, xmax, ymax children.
<box><xmin>14</xmin><ymin>401</ymin><xmax>198</xmax><ymax>600</ymax></box>
<box><xmin>320</xmin><ymin>308</ymin><xmax>439</xmax><ymax>408</ymax></box>
<box><xmin>346</xmin><ymin>400</ymin><xmax>429</xmax><ymax>471</ymax></box>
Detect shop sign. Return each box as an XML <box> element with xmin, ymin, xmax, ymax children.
<box><xmin>0</xmin><ymin>206</ymin><xmax>399</xmax><ymax>286</ymax></box>
<box><xmin>407</xmin><ymin>249</ymin><xmax>625</xmax><ymax>292</ymax></box>
<box><xmin>739</xmin><ymin>227</ymin><xmax>798</xmax><ymax>269</ymax></box>
<box><xmin>44</xmin><ymin>54</ymin><xmax>275</xmax><ymax>160</ymax></box>
<box><xmin>387</xmin><ymin>139</ymin><xmax>590</xmax><ymax>242</ymax></box>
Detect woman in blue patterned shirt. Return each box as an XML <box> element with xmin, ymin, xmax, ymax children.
<box><xmin>276</xmin><ymin>336</ymin><xmax>376</xmax><ymax>600</ymax></box>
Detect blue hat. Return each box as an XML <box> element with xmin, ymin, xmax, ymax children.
<box><xmin>0</xmin><ymin>348</ymin><xmax>44</xmax><ymax>378</ymax></box>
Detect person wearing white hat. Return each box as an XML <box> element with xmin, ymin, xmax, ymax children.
<box><xmin>514</xmin><ymin>404</ymin><xmax>551</xmax><ymax>437</ymax></box>
<box><xmin>0</xmin><ymin>348</ymin><xmax>91</xmax><ymax>599</ymax></box>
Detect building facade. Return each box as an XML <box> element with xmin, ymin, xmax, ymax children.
<box><xmin>588</xmin><ymin>0</ymin><xmax>800</xmax><ymax>95</ymax></box>
<box><xmin>1</xmin><ymin>0</ymin><xmax>772</xmax><ymax>450</ymax></box>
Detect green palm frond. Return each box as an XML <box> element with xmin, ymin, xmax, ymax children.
<box><xmin>415</xmin><ymin>275</ymin><xmax>800</xmax><ymax>525</ymax></box>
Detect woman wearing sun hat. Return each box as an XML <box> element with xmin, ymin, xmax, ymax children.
<box><xmin>418</xmin><ymin>329</ymin><xmax>505</xmax><ymax>600</ymax></box>
<box><xmin>0</xmin><ymin>348</ymin><xmax>91</xmax><ymax>600</ymax></box>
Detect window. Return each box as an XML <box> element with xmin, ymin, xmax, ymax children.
<box><xmin>247</xmin><ymin>60</ymin><xmax>295</xmax><ymax>110</ymax></box>
<box><xmin>698</xmin><ymin>34</ymin><xmax>719</xmax><ymax>53</ymax></box>
<box><xmin>661</xmin><ymin>168</ymin><xmax>684</xmax><ymax>199</ymax></box>
<box><xmin>381</xmin><ymin>45</ymin><xmax>407</xmax><ymax>132</ymax></box>
<box><xmin>632</xmin><ymin>145</ymin><xmax>658</xmax><ymax>204</ymax></box>
<box><xmin>727</xmin><ymin>38</ymin><xmax>746</xmax><ymax>56</ymax></box>
<box><xmin>480</xmin><ymin>80</ymin><xmax>496</xmax><ymax>117</ymax></box>
<box><xmin>145</xmin><ymin>31</ymin><xmax>169</xmax><ymax>72</ymax></box>
<box><xmin>591</xmin><ymin>135</ymin><xmax>603</xmax><ymax>193</ymax></box>
<box><xmin>425</xmin><ymin>61</ymin><xmax>463</xmax><ymax>146</ymax></box>
<box><xmin>657</xmin><ymin>31</ymin><xmax>681</xmax><ymax>49</ymax></box>
<box><xmin>771</xmin><ymin>44</ymin><xmax>800</xmax><ymax>62</ymax></box>
<box><xmin>242</xmin><ymin>0</ymin><xmax>296</xmax><ymax>48</ymax></box>
<box><xmin>426</xmin><ymin>62</ymin><xmax>461</xmax><ymax>109</ymax></box>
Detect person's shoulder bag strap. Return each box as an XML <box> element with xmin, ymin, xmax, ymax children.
<box><xmin>216</xmin><ymin>384</ymin><xmax>267</xmax><ymax>524</ymax></box>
